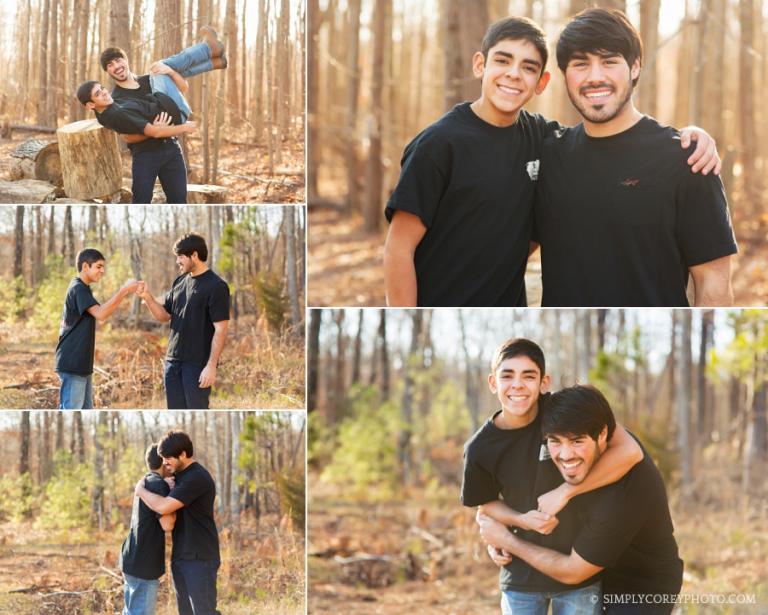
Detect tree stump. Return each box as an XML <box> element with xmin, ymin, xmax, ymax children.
<box><xmin>57</xmin><ymin>119</ymin><xmax>122</xmax><ymax>200</ymax></box>
<box><xmin>9</xmin><ymin>138</ymin><xmax>62</xmax><ymax>185</ymax></box>
<box><xmin>150</xmin><ymin>183</ymin><xmax>229</xmax><ymax>203</ymax></box>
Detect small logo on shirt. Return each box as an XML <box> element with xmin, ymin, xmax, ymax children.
<box><xmin>526</xmin><ymin>160</ymin><xmax>540</xmax><ymax>181</ymax></box>
<box><xmin>619</xmin><ymin>177</ymin><xmax>641</xmax><ymax>187</ymax></box>
<box><xmin>539</xmin><ymin>443</ymin><xmax>551</xmax><ymax>461</ymax></box>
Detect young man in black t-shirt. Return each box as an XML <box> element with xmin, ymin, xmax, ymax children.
<box><xmin>121</xmin><ymin>444</ymin><xmax>176</xmax><ymax>615</ymax></box>
<box><xmin>136</xmin><ymin>233</ymin><xmax>230</xmax><ymax>409</ymax></box>
<box><xmin>462</xmin><ymin>338</ymin><xmax>643</xmax><ymax>615</ymax></box>
<box><xmin>55</xmin><ymin>248</ymin><xmax>139</xmax><ymax>409</ymax></box>
<box><xmin>478</xmin><ymin>385</ymin><xmax>683</xmax><ymax>614</ymax></box>
<box><xmin>135</xmin><ymin>431</ymin><xmax>221</xmax><ymax>615</ymax></box>
<box><xmin>534</xmin><ymin>8</ymin><xmax>737</xmax><ymax>307</ymax></box>
<box><xmin>384</xmin><ymin>15</ymin><xmax>720</xmax><ymax>308</ymax></box>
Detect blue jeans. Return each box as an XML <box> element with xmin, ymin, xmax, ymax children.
<box><xmin>131</xmin><ymin>140</ymin><xmax>187</xmax><ymax>203</ymax></box>
<box><xmin>501</xmin><ymin>582</ymin><xmax>601</xmax><ymax>615</ymax></box>
<box><xmin>58</xmin><ymin>372</ymin><xmax>93</xmax><ymax>409</ymax></box>
<box><xmin>164</xmin><ymin>360</ymin><xmax>211</xmax><ymax>409</ymax></box>
<box><xmin>150</xmin><ymin>42</ymin><xmax>214</xmax><ymax>121</ymax></box>
<box><xmin>171</xmin><ymin>559</ymin><xmax>221</xmax><ymax>615</ymax></box>
<box><xmin>123</xmin><ymin>573</ymin><xmax>159</xmax><ymax>615</ymax></box>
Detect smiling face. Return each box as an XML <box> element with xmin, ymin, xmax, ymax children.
<box><xmin>81</xmin><ymin>260</ymin><xmax>106</xmax><ymax>284</ymax></box>
<box><xmin>488</xmin><ymin>355</ymin><xmax>550</xmax><ymax>428</ymax></box>
<box><xmin>176</xmin><ymin>253</ymin><xmax>198</xmax><ymax>274</ymax></box>
<box><xmin>564</xmin><ymin>50</ymin><xmax>639</xmax><ymax>127</ymax></box>
<box><xmin>546</xmin><ymin>427</ymin><xmax>607</xmax><ymax>484</ymax></box>
<box><xmin>471</xmin><ymin>38</ymin><xmax>550</xmax><ymax>127</ymax></box>
<box><xmin>87</xmin><ymin>83</ymin><xmax>113</xmax><ymax>110</ymax></box>
<box><xmin>105</xmin><ymin>56</ymin><xmax>130</xmax><ymax>82</ymax></box>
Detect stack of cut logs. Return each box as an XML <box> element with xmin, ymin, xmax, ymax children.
<box><xmin>1</xmin><ymin>119</ymin><xmax>228</xmax><ymax>203</ymax></box>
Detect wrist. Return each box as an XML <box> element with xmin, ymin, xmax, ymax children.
<box><xmin>559</xmin><ymin>481</ymin><xmax>577</xmax><ymax>499</ymax></box>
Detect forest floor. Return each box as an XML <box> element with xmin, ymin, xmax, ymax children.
<box><xmin>0</xmin><ymin>514</ymin><xmax>304</xmax><ymax>614</ymax></box>
<box><xmin>0</xmin><ymin>129</ymin><xmax>304</xmax><ymax>204</ymax></box>
<box><xmin>308</xmin><ymin>473</ymin><xmax>768</xmax><ymax>614</ymax></box>
<box><xmin>307</xmin><ymin>207</ymin><xmax>767</xmax><ymax>307</ymax></box>
<box><xmin>0</xmin><ymin>319</ymin><xmax>304</xmax><ymax>409</ymax></box>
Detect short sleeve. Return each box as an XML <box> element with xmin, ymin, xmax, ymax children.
<box><xmin>74</xmin><ymin>284</ymin><xmax>99</xmax><ymax>316</ymax></box>
<box><xmin>674</xmin><ymin>161</ymin><xmax>738</xmax><ymax>267</ymax></box>
<box><xmin>163</xmin><ymin>287</ymin><xmax>174</xmax><ymax>316</ymax></box>
<box><xmin>572</xmin><ymin>483</ymin><xmax>647</xmax><ymax>568</ymax></box>
<box><xmin>460</xmin><ymin>445</ymin><xmax>500</xmax><ymax>507</ymax></box>
<box><xmin>145</xmin><ymin>477</ymin><xmax>171</xmax><ymax>497</ymax></box>
<box><xmin>384</xmin><ymin>138</ymin><xmax>448</xmax><ymax>229</ymax></box>
<box><xmin>99</xmin><ymin>106</ymin><xmax>149</xmax><ymax>135</ymax></box>
<box><xmin>169</xmin><ymin>472</ymin><xmax>207</xmax><ymax>506</ymax></box>
<box><xmin>208</xmin><ymin>281</ymin><xmax>230</xmax><ymax>322</ymax></box>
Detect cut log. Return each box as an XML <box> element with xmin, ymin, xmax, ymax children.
<box><xmin>9</xmin><ymin>138</ymin><xmax>62</xmax><ymax>185</ymax></box>
<box><xmin>150</xmin><ymin>183</ymin><xmax>229</xmax><ymax>203</ymax></box>
<box><xmin>0</xmin><ymin>179</ymin><xmax>63</xmax><ymax>203</ymax></box>
<box><xmin>57</xmin><ymin>119</ymin><xmax>122</xmax><ymax>200</ymax></box>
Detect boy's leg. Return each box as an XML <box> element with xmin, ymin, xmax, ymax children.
<box><xmin>551</xmin><ymin>582</ymin><xmax>601</xmax><ymax>615</ymax></box>
<box><xmin>149</xmin><ymin>74</ymin><xmax>191</xmax><ymax>122</ymax></box>
<box><xmin>131</xmin><ymin>150</ymin><xmax>162</xmax><ymax>204</ymax></box>
<box><xmin>123</xmin><ymin>573</ymin><xmax>160</xmax><ymax>615</ymax></box>
<box><xmin>161</xmin><ymin>42</ymin><xmax>215</xmax><ymax>79</ymax></box>
<box><xmin>173</xmin><ymin>559</ymin><xmax>220</xmax><ymax>615</ymax></box>
<box><xmin>157</xmin><ymin>143</ymin><xmax>188</xmax><ymax>204</ymax></box>
<box><xmin>164</xmin><ymin>360</ymin><xmax>189</xmax><ymax>409</ymax></box>
<box><xmin>180</xmin><ymin>362</ymin><xmax>211</xmax><ymax>410</ymax></box>
<box><xmin>500</xmin><ymin>590</ymin><xmax>549</xmax><ymax>615</ymax></box>
<box><xmin>58</xmin><ymin>372</ymin><xmax>89</xmax><ymax>409</ymax></box>
<box><xmin>83</xmin><ymin>374</ymin><xmax>94</xmax><ymax>409</ymax></box>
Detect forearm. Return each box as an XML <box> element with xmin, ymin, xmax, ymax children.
<box><xmin>142</xmin><ymin>293</ymin><xmax>171</xmax><ymax>322</ymax></box>
<box><xmin>91</xmin><ymin>289</ymin><xmax>129</xmax><ymax>321</ymax></box>
<box><xmin>503</xmin><ymin>534</ymin><xmax>586</xmax><ymax>584</ymax></box>
<box><xmin>137</xmin><ymin>487</ymin><xmax>176</xmax><ymax>515</ymax></box>
<box><xmin>167</xmin><ymin>68</ymin><xmax>189</xmax><ymax>93</ymax></box>
<box><xmin>144</xmin><ymin>123</ymin><xmax>188</xmax><ymax>138</ymax></box>
<box><xmin>206</xmin><ymin>327</ymin><xmax>227</xmax><ymax>368</ymax></box>
<box><xmin>478</xmin><ymin>500</ymin><xmax>526</xmax><ymax>529</ymax></box>
<box><xmin>693</xmin><ymin>280</ymin><xmax>732</xmax><ymax>306</ymax></box>
<box><xmin>384</xmin><ymin>245</ymin><xmax>417</xmax><ymax>306</ymax></box>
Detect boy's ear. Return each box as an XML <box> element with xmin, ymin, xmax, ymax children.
<box><xmin>85</xmin><ymin>101</ymin><xmax>96</xmax><ymax>111</ymax></box>
<box><xmin>630</xmin><ymin>59</ymin><xmax>641</xmax><ymax>81</ymax></box>
<box><xmin>540</xmin><ymin>373</ymin><xmax>551</xmax><ymax>393</ymax></box>
<box><xmin>487</xmin><ymin>372</ymin><xmax>497</xmax><ymax>394</ymax></box>
<box><xmin>472</xmin><ymin>51</ymin><xmax>486</xmax><ymax>79</ymax></box>
<box><xmin>534</xmin><ymin>71</ymin><xmax>551</xmax><ymax>95</ymax></box>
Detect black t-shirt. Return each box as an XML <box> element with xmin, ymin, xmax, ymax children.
<box><xmin>110</xmin><ymin>75</ymin><xmax>180</xmax><ymax>153</ymax></box>
<box><xmin>54</xmin><ymin>278</ymin><xmax>99</xmax><ymax>375</ymax></box>
<box><xmin>535</xmin><ymin>116</ymin><xmax>738</xmax><ymax>306</ymax></box>
<box><xmin>120</xmin><ymin>471</ymin><xmax>171</xmax><ymax>579</ymax></box>
<box><xmin>168</xmin><ymin>462</ymin><xmax>220</xmax><ymax>561</ymax></box>
<box><xmin>163</xmin><ymin>269</ymin><xmax>230</xmax><ymax>366</ymax></box>
<box><xmin>385</xmin><ymin>103</ymin><xmax>560</xmax><ymax>307</ymax></box>
<box><xmin>461</xmin><ymin>402</ymin><xmax>600</xmax><ymax>593</ymax></box>
<box><xmin>571</xmin><ymin>443</ymin><xmax>684</xmax><ymax>598</ymax></box>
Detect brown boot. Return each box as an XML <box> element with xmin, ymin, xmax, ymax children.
<box><xmin>199</xmin><ymin>25</ymin><xmax>225</xmax><ymax>58</ymax></box>
<box><xmin>212</xmin><ymin>56</ymin><xmax>228</xmax><ymax>70</ymax></box>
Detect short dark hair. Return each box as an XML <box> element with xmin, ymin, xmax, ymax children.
<box><xmin>76</xmin><ymin>80</ymin><xmax>99</xmax><ymax>106</ymax></box>
<box><xmin>158</xmin><ymin>430</ymin><xmax>194</xmax><ymax>459</ymax></box>
<box><xmin>76</xmin><ymin>248</ymin><xmax>106</xmax><ymax>271</ymax></box>
<box><xmin>173</xmin><ymin>233</ymin><xmax>208</xmax><ymax>262</ymax></box>
<box><xmin>556</xmin><ymin>8</ymin><xmax>643</xmax><ymax>86</ymax></box>
<box><xmin>491</xmin><ymin>338</ymin><xmax>546</xmax><ymax>375</ymax></box>
<box><xmin>145</xmin><ymin>444</ymin><xmax>163</xmax><ymax>471</ymax></box>
<box><xmin>542</xmin><ymin>384</ymin><xmax>616</xmax><ymax>442</ymax></box>
<box><xmin>481</xmin><ymin>17</ymin><xmax>549</xmax><ymax>75</ymax></box>
<box><xmin>100</xmin><ymin>47</ymin><xmax>128</xmax><ymax>71</ymax></box>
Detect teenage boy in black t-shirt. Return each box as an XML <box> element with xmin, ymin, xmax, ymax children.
<box><xmin>384</xmin><ymin>16</ymin><xmax>720</xmax><ymax>308</ymax></box>
<box><xmin>120</xmin><ymin>444</ymin><xmax>176</xmax><ymax>615</ymax></box>
<box><xmin>135</xmin><ymin>431</ymin><xmax>221</xmax><ymax>615</ymax></box>
<box><xmin>54</xmin><ymin>248</ymin><xmax>139</xmax><ymax>409</ymax></box>
<box><xmin>478</xmin><ymin>385</ymin><xmax>683</xmax><ymax>615</ymax></box>
<box><xmin>534</xmin><ymin>8</ymin><xmax>737</xmax><ymax>307</ymax></box>
<box><xmin>462</xmin><ymin>338</ymin><xmax>643</xmax><ymax>615</ymax></box>
<box><xmin>137</xmin><ymin>234</ymin><xmax>230</xmax><ymax>409</ymax></box>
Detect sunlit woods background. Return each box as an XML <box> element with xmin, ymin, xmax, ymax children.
<box><xmin>0</xmin><ymin>0</ymin><xmax>305</xmax><ymax>194</ymax></box>
<box><xmin>307</xmin><ymin>0</ymin><xmax>768</xmax><ymax>305</ymax></box>
<box><xmin>308</xmin><ymin>308</ymin><xmax>768</xmax><ymax>612</ymax></box>
<box><xmin>0</xmin><ymin>204</ymin><xmax>305</xmax><ymax>409</ymax></box>
<box><xmin>0</xmin><ymin>410</ymin><xmax>305</xmax><ymax>614</ymax></box>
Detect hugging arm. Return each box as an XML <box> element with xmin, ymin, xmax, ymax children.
<box><xmin>159</xmin><ymin>511</ymin><xmax>176</xmax><ymax>531</ymax></box>
<box><xmin>478</xmin><ymin>499</ymin><xmax>558</xmax><ymax>535</ymax></box>
<box><xmin>135</xmin><ymin>478</ymin><xmax>184</xmax><ymax>515</ymax></box>
<box><xmin>690</xmin><ymin>255</ymin><xmax>733</xmax><ymax>306</ymax></box>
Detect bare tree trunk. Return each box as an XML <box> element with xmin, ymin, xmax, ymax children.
<box><xmin>739</xmin><ymin>0</ymin><xmax>761</xmax><ymax>212</ymax></box>
<box><xmin>92</xmin><ymin>413</ymin><xmax>107</xmax><ymax>529</ymax></box>
<box><xmin>351</xmin><ymin>309</ymin><xmax>363</xmax><ymax>385</ymax></box>
<box><xmin>363</xmin><ymin>0</ymin><xmax>386</xmax><ymax>232</ymax></box>
<box><xmin>308</xmin><ymin>309</ymin><xmax>322</xmax><ymax>413</ymax></box>
<box><xmin>37</xmin><ymin>0</ymin><xmax>51</xmax><ymax>126</ymax></box>
<box><xmin>398</xmin><ymin>310</ymin><xmax>423</xmax><ymax>486</ymax></box>
<box><xmin>344</xmin><ymin>0</ymin><xmax>361</xmax><ymax>212</ymax></box>
<box><xmin>20</xmin><ymin>412</ymin><xmax>31</xmax><ymax>476</ymax></box>
<box><xmin>285</xmin><ymin>206</ymin><xmax>302</xmax><ymax>334</ymax></box>
<box><xmin>13</xmin><ymin>206</ymin><xmax>25</xmax><ymax>278</ymax></box>
<box><xmin>676</xmin><ymin>310</ymin><xmax>693</xmax><ymax>494</ymax></box>
<box><xmin>307</xmin><ymin>0</ymin><xmax>320</xmax><ymax>200</ymax></box>
<box><xmin>638</xmin><ymin>0</ymin><xmax>659</xmax><ymax>118</ymax></box>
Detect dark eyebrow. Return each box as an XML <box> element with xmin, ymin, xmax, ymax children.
<box><xmin>499</xmin><ymin>368</ymin><xmax>539</xmax><ymax>375</ymax></box>
<box><xmin>491</xmin><ymin>50</ymin><xmax>542</xmax><ymax>69</ymax></box>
